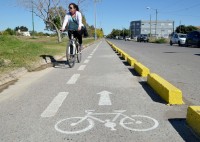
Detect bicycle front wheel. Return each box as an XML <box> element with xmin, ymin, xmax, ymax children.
<box><xmin>76</xmin><ymin>45</ymin><xmax>82</xmax><ymax>63</ymax></box>
<box><xmin>66</xmin><ymin>46</ymin><xmax>76</xmax><ymax>68</ymax></box>
<box><xmin>55</xmin><ymin>117</ymin><xmax>94</xmax><ymax>134</ymax></box>
<box><xmin>120</xmin><ymin>115</ymin><xmax>159</xmax><ymax>132</ymax></box>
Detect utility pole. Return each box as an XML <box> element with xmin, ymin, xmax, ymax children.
<box><xmin>155</xmin><ymin>9</ymin><xmax>158</xmax><ymax>38</ymax></box>
<box><xmin>32</xmin><ymin>0</ymin><xmax>35</xmax><ymax>38</ymax></box>
<box><xmin>147</xmin><ymin>7</ymin><xmax>158</xmax><ymax>38</ymax></box>
<box><xmin>94</xmin><ymin>0</ymin><xmax>101</xmax><ymax>40</ymax></box>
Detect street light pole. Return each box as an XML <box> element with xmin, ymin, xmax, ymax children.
<box><xmin>32</xmin><ymin>0</ymin><xmax>35</xmax><ymax>38</ymax></box>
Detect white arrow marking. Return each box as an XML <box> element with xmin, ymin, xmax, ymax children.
<box><xmin>41</xmin><ymin>92</ymin><xmax>68</xmax><ymax>118</ymax></box>
<box><xmin>97</xmin><ymin>91</ymin><xmax>112</xmax><ymax>106</ymax></box>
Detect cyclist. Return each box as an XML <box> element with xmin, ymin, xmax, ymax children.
<box><xmin>61</xmin><ymin>3</ymin><xmax>84</xmax><ymax>51</ymax></box>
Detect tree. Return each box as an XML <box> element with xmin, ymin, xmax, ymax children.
<box><xmin>17</xmin><ymin>0</ymin><xmax>87</xmax><ymax>42</ymax></box>
<box><xmin>175</xmin><ymin>25</ymin><xmax>198</xmax><ymax>34</ymax></box>
<box><xmin>15</xmin><ymin>26</ymin><xmax>28</xmax><ymax>32</ymax></box>
<box><xmin>4</xmin><ymin>28</ymin><xmax>15</xmax><ymax>35</ymax></box>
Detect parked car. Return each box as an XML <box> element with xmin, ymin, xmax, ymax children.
<box><xmin>185</xmin><ymin>30</ymin><xmax>200</xmax><ymax>47</ymax></box>
<box><xmin>118</xmin><ymin>36</ymin><xmax>124</xmax><ymax>40</ymax></box>
<box><xmin>125</xmin><ymin>36</ymin><xmax>131</xmax><ymax>41</ymax></box>
<box><xmin>137</xmin><ymin>34</ymin><xmax>149</xmax><ymax>42</ymax></box>
<box><xmin>170</xmin><ymin>33</ymin><xmax>187</xmax><ymax>46</ymax></box>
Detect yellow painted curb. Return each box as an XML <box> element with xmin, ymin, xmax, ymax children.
<box><xmin>122</xmin><ymin>52</ymin><xmax>130</xmax><ymax>61</ymax></box>
<box><xmin>134</xmin><ymin>62</ymin><xmax>150</xmax><ymax>77</ymax></box>
<box><xmin>186</xmin><ymin>106</ymin><xmax>200</xmax><ymax>136</ymax></box>
<box><xmin>127</xmin><ymin>56</ymin><xmax>137</xmax><ymax>66</ymax></box>
<box><xmin>147</xmin><ymin>73</ymin><xmax>184</xmax><ymax>105</ymax></box>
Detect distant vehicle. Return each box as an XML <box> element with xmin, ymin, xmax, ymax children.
<box><xmin>170</xmin><ymin>33</ymin><xmax>186</xmax><ymax>46</ymax></box>
<box><xmin>125</xmin><ymin>36</ymin><xmax>131</xmax><ymax>41</ymax></box>
<box><xmin>137</xmin><ymin>34</ymin><xmax>149</xmax><ymax>42</ymax></box>
<box><xmin>118</xmin><ymin>36</ymin><xmax>124</xmax><ymax>40</ymax></box>
<box><xmin>185</xmin><ymin>30</ymin><xmax>200</xmax><ymax>48</ymax></box>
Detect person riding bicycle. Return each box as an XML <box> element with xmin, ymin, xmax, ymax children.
<box><xmin>61</xmin><ymin>3</ymin><xmax>84</xmax><ymax>50</ymax></box>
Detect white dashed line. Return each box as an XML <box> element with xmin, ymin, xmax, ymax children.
<box><xmin>88</xmin><ymin>56</ymin><xmax>92</xmax><ymax>59</ymax></box>
<box><xmin>67</xmin><ymin>74</ymin><xmax>80</xmax><ymax>84</ymax></box>
<box><xmin>41</xmin><ymin>92</ymin><xmax>68</xmax><ymax>118</ymax></box>
<box><xmin>78</xmin><ymin>65</ymin><xmax>86</xmax><ymax>71</ymax></box>
<box><xmin>84</xmin><ymin>59</ymin><xmax>90</xmax><ymax>64</ymax></box>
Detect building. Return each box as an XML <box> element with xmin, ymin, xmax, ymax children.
<box><xmin>130</xmin><ymin>20</ymin><xmax>174</xmax><ymax>38</ymax></box>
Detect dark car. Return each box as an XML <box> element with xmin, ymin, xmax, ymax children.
<box><xmin>185</xmin><ymin>30</ymin><xmax>200</xmax><ymax>47</ymax></box>
<box><xmin>137</xmin><ymin>34</ymin><xmax>149</xmax><ymax>42</ymax></box>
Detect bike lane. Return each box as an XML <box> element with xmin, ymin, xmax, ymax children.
<box><xmin>38</xmin><ymin>39</ymin><xmax>198</xmax><ymax>142</ymax></box>
<box><xmin>0</xmin><ymin>39</ymin><xmax>199</xmax><ymax>142</ymax></box>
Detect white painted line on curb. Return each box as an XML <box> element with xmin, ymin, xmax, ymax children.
<box><xmin>67</xmin><ymin>74</ymin><xmax>80</xmax><ymax>84</ymax></box>
<box><xmin>78</xmin><ymin>65</ymin><xmax>86</xmax><ymax>71</ymax></box>
<box><xmin>41</xmin><ymin>92</ymin><xmax>68</xmax><ymax>118</ymax></box>
<box><xmin>84</xmin><ymin>59</ymin><xmax>90</xmax><ymax>64</ymax></box>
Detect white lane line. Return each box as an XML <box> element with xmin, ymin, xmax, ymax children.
<box><xmin>67</xmin><ymin>74</ymin><xmax>80</xmax><ymax>84</ymax></box>
<box><xmin>87</xmin><ymin>56</ymin><xmax>92</xmax><ymax>59</ymax></box>
<box><xmin>41</xmin><ymin>92</ymin><xmax>68</xmax><ymax>118</ymax></box>
<box><xmin>90</xmin><ymin>54</ymin><xmax>93</xmax><ymax>56</ymax></box>
<box><xmin>84</xmin><ymin>59</ymin><xmax>90</xmax><ymax>64</ymax></box>
<box><xmin>98</xmin><ymin>91</ymin><xmax>112</xmax><ymax>106</ymax></box>
<box><xmin>78</xmin><ymin>65</ymin><xmax>86</xmax><ymax>71</ymax></box>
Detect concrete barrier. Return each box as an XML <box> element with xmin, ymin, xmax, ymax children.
<box><xmin>186</xmin><ymin>106</ymin><xmax>200</xmax><ymax>136</ymax></box>
<box><xmin>122</xmin><ymin>52</ymin><xmax>130</xmax><ymax>61</ymax></box>
<box><xmin>147</xmin><ymin>73</ymin><xmax>184</xmax><ymax>105</ymax></box>
<box><xmin>127</xmin><ymin>56</ymin><xmax>137</xmax><ymax>67</ymax></box>
<box><xmin>134</xmin><ymin>62</ymin><xmax>150</xmax><ymax>77</ymax></box>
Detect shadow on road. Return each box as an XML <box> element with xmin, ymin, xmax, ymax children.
<box><xmin>40</xmin><ymin>55</ymin><xmax>68</xmax><ymax>69</ymax></box>
<box><xmin>139</xmin><ymin>81</ymin><xmax>166</xmax><ymax>104</ymax></box>
<box><xmin>194</xmin><ymin>54</ymin><xmax>200</xmax><ymax>56</ymax></box>
<box><xmin>168</xmin><ymin>118</ymin><xmax>200</xmax><ymax>142</ymax></box>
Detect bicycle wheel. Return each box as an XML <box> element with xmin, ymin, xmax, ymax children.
<box><xmin>76</xmin><ymin>44</ymin><xmax>82</xmax><ymax>63</ymax></box>
<box><xmin>66</xmin><ymin>45</ymin><xmax>76</xmax><ymax>68</ymax></box>
<box><xmin>55</xmin><ymin>117</ymin><xmax>94</xmax><ymax>134</ymax></box>
<box><xmin>120</xmin><ymin>115</ymin><xmax>159</xmax><ymax>132</ymax></box>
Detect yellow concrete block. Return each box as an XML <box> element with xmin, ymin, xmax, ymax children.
<box><xmin>134</xmin><ymin>62</ymin><xmax>150</xmax><ymax>77</ymax></box>
<box><xmin>147</xmin><ymin>73</ymin><xmax>184</xmax><ymax>105</ymax></box>
<box><xmin>127</xmin><ymin>56</ymin><xmax>137</xmax><ymax>66</ymax></box>
<box><xmin>122</xmin><ymin>52</ymin><xmax>130</xmax><ymax>61</ymax></box>
<box><xmin>186</xmin><ymin>106</ymin><xmax>200</xmax><ymax>136</ymax></box>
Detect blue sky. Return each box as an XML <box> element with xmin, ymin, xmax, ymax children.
<box><xmin>0</xmin><ymin>0</ymin><xmax>200</xmax><ymax>35</ymax></box>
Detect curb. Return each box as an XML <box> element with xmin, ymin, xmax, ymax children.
<box><xmin>147</xmin><ymin>73</ymin><xmax>184</xmax><ymax>105</ymax></box>
<box><xmin>0</xmin><ymin>40</ymin><xmax>97</xmax><ymax>87</ymax></box>
<box><xmin>106</xmin><ymin>40</ymin><xmax>183</xmax><ymax>105</ymax></box>
<box><xmin>186</xmin><ymin>106</ymin><xmax>200</xmax><ymax>136</ymax></box>
<box><xmin>134</xmin><ymin>62</ymin><xmax>150</xmax><ymax>77</ymax></box>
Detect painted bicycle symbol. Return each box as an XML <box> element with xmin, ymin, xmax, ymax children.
<box><xmin>55</xmin><ymin>110</ymin><xmax>159</xmax><ymax>134</ymax></box>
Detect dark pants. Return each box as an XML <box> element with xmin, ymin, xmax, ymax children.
<box><xmin>68</xmin><ymin>30</ymin><xmax>83</xmax><ymax>45</ymax></box>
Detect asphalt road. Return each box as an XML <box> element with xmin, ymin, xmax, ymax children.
<box><xmin>108</xmin><ymin>39</ymin><xmax>200</xmax><ymax>106</ymax></box>
<box><xmin>0</xmin><ymin>39</ymin><xmax>199</xmax><ymax>142</ymax></box>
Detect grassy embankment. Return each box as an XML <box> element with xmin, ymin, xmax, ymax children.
<box><xmin>0</xmin><ymin>35</ymin><xmax>94</xmax><ymax>75</ymax></box>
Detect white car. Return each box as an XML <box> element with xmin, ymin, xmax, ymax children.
<box><xmin>125</xmin><ymin>36</ymin><xmax>131</xmax><ymax>41</ymax></box>
<box><xmin>170</xmin><ymin>33</ymin><xmax>187</xmax><ymax>46</ymax></box>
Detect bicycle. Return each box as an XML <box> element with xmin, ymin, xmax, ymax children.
<box><xmin>61</xmin><ymin>30</ymin><xmax>82</xmax><ymax>68</ymax></box>
<box><xmin>55</xmin><ymin>110</ymin><xmax>159</xmax><ymax>134</ymax></box>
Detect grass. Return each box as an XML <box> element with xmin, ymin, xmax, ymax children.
<box><xmin>0</xmin><ymin>35</ymin><xmax>95</xmax><ymax>75</ymax></box>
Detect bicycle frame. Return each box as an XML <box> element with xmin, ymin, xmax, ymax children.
<box><xmin>72</xmin><ymin>110</ymin><xmax>133</xmax><ymax>126</ymax></box>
